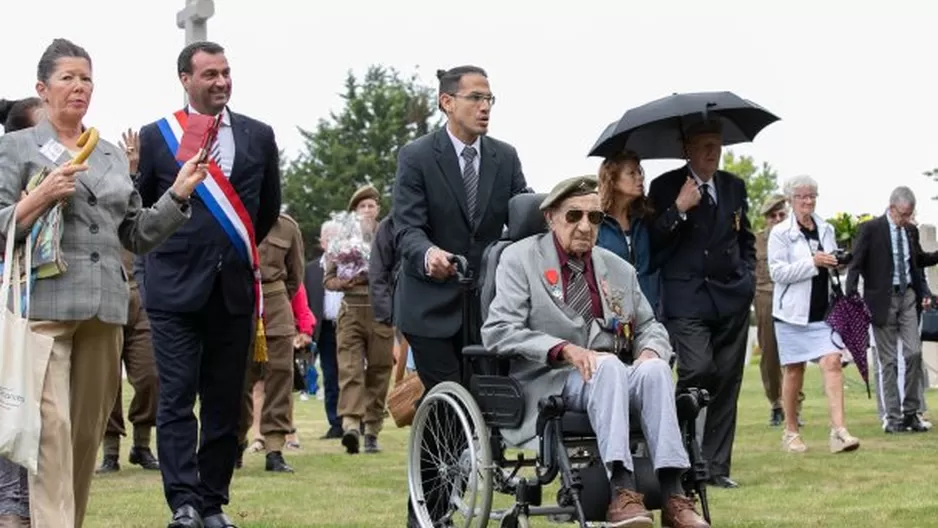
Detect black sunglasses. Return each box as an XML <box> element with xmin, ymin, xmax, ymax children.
<box><xmin>565</xmin><ymin>209</ymin><xmax>604</xmax><ymax>225</ymax></box>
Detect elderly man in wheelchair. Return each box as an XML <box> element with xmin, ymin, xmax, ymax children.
<box><xmin>407</xmin><ymin>176</ymin><xmax>710</xmax><ymax>528</ymax></box>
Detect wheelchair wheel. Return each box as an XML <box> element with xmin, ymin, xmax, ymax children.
<box><xmin>408</xmin><ymin>381</ymin><xmax>494</xmax><ymax>528</ymax></box>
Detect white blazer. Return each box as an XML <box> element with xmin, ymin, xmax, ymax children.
<box><xmin>767</xmin><ymin>214</ymin><xmax>839</xmax><ymax>325</ymax></box>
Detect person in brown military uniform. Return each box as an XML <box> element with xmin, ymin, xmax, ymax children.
<box><xmin>325</xmin><ymin>185</ymin><xmax>394</xmax><ymax>455</ymax></box>
<box><xmin>96</xmin><ymin>249</ymin><xmax>161</xmax><ymax>473</ymax></box>
<box><xmin>755</xmin><ymin>194</ymin><xmax>803</xmax><ymax>426</ymax></box>
<box><xmin>238</xmin><ymin>213</ymin><xmax>305</xmax><ymax>472</ymax></box>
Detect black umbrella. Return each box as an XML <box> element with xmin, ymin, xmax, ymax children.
<box><xmin>587</xmin><ymin>91</ymin><xmax>780</xmax><ymax>160</ymax></box>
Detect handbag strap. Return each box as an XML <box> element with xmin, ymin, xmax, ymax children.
<box><xmin>0</xmin><ymin>204</ymin><xmax>35</xmax><ymax>318</ymax></box>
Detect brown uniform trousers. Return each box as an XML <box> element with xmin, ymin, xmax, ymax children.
<box><xmin>102</xmin><ymin>251</ymin><xmax>158</xmax><ymax>454</ymax></box>
<box><xmin>239</xmin><ymin>215</ymin><xmax>305</xmax><ymax>453</ymax></box>
<box><xmin>324</xmin><ymin>273</ymin><xmax>394</xmax><ymax>436</ymax></box>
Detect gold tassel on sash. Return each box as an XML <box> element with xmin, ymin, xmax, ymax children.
<box><xmin>254</xmin><ymin>316</ymin><xmax>268</xmax><ymax>363</ymax></box>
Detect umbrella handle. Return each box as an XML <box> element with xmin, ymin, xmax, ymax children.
<box><xmin>68</xmin><ymin>128</ymin><xmax>99</xmax><ymax>166</ymax></box>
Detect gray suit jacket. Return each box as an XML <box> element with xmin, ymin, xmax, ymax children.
<box><xmin>480</xmin><ymin>233</ymin><xmax>672</xmax><ymax>448</ymax></box>
<box><xmin>0</xmin><ymin>120</ymin><xmax>189</xmax><ymax>325</ymax></box>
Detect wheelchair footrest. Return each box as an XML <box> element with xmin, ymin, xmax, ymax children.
<box><xmin>514</xmin><ymin>477</ymin><xmax>542</xmax><ymax>507</ymax></box>
<box><xmin>470</xmin><ymin>375</ymin><xmax>525</xmax><ymax>429</ymax></box>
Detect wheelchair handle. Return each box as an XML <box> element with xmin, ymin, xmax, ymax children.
<box><xmin>448</xmin><ymin>254</ymin><xmax>470</xmax><ymax>281</ymax></box>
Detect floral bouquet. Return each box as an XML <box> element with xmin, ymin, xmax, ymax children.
<box><xmin>324</xmin><ymin>210</ymin><xmax>372</xmax><ymax>281</ymax></box>
<box><xmin>826</xmin><ymin>212</ymin><xmax>873</xmax><ymax>251</ymax></box>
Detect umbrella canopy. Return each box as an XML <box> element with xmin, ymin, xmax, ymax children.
<box><xmin>825</xmin><ymin>272</ymin><xmax>873</xmax><ymax>398</ymax></box>
<box><xmin>587</xmin><ymin>91</ymin><xmax>780</xmax><ymax>160</ymax></box>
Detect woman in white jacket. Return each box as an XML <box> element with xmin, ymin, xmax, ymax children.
<box><xmin>767</xmin><ymin>175</ymin><xmax>860</xmax><ymax>454</ymax></box>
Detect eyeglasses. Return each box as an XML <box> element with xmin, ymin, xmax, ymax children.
<box><xmin>565</xmin><ymin>209</ymin><xmax>603</xmax><ymax>225</ymax></box>
<box><xmin>792</xmin><ymin>193</ymin><xmax>817</xmax><ymax>201</ymax></box>
<box><xmin>449</xmin><ymin>92</ymin><xmax>496</xmax><ymax>106</ymax></box>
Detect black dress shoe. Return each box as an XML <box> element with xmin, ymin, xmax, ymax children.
<box><xmin>320</xmin><ymin>425</ymin><xmax>343</xmax><ymax>440</ymax></box>
<box><xmin>708</xmin><ymin>476</ymin><xmax>739</xmax><ymax>488</ymax></box>
<box><xmin>203</xmin><ymin>513</ymin><xmax>237</xmax><ymax>528</ymax></box>
<box><xmin>265</xmin><ymin>451</ymin><xmax>294</xmax><ymax>473</ymax></box>
<box><xmin>96</xmin><ymin>454</ymin><xmax>120</xmax><ymax>474</ymax></box>
<box><xmin>129</xmin><ymin>447</ymin><xmax>160</xmax><ymax>470</ymax></box>
<box><xmin>168</xmin><ymin>505</ymin><xmax>203</xmax><ymax>528</ymax></box>
<box><xmin>884</xmin><ymin>421</ymin><xmax>907</xmax><ymax>434</ymax></box>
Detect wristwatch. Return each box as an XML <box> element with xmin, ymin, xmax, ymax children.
<box><xmin>168</xmin><ymin>189</ymin><xmax>190</xmax><ymax>212</ymax></box>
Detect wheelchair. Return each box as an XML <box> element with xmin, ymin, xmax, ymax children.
<box><xmin>407</xmin><ymin>193</ymin><xmax>712</xmax><ymax>528</ymax></box>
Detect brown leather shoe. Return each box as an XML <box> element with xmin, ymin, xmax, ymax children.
<box><xmin>606</xmin><ymin>488</ymin><xmax>653</xmax><ymax>527</ymax></box>
<box><xmin>662</xmin><ymin>494</ymin><xmax>710</xmax><ymax>528</ymax></box>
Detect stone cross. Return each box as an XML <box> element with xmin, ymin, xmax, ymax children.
<box><xmin>176</xmin><ymin>0</ymin><xmax>215</xmax><ymax>104</ymax></box>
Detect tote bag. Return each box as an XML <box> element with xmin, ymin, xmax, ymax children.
<box><xmin>0</xmin><ymin>210</ymin><xmax>55</xmax><ymax>475</ymax></box>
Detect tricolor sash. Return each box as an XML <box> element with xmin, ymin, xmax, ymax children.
<box><xmin>156</xmin><ymin>110</ymin><xmax>268</xmax><ymax>361</ymax></box>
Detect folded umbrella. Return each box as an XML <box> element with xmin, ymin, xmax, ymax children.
<box><xmin>824</xmin><ymin>270</ymin><xmax>873</xmax><ymax>398</ymax></box>
<box><xmin>587</xmin><ymin>91</ymin><xmax>780</xmax><ymax>160</ymax></box>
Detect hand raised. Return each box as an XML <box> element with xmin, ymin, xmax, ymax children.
<box><xmin>675</xmin><ymin>176</ymin><xmax>701</xmax><ymax>213</ymax></box>
<box><xmin>119</xmin><ymin>128</ymin><xmax>140</xmax><ymax>174</ymax></box>
<box><xmin>169</xmin><ymin>150</ymin><xmax>209</xmax><ymax>200</ymax></box>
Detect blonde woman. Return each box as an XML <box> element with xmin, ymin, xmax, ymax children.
<box><xmin>767</xmin><ymin>175</ymin><xmax>860</xmax><ymax>454</ymax></box>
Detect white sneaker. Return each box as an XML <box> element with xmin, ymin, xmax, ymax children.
<box><xmin>299</xmin><ymin>393</ymin><xmax>309</xmax><ymax>402</ymax></box>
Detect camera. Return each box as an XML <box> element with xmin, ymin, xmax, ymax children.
<box><xmin>832</xmin><ymin>249</ymin><xmax>852</xmax><ymax>266</ymax></box>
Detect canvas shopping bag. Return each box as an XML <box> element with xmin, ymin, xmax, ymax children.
<box><xmin>0</xmin><ymin>211</ymin><xmax>55</xmax><ymax>475</ymax></box>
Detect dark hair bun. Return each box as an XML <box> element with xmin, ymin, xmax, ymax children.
<box><xmin>0</xmin><ymin>99</ymin><xmax>14</xmax><ymax>125</ymax></box>
<box><xmin>435</xmin><ymin>69</ymin><xmax>447</xmax><ymax>81</ymax></box>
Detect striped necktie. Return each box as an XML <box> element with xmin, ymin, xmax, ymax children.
<box><xmin>461</xmin><ymin>146</ymin><xmax>479</xmax><ymax>220</ymax></box>
<box><xmin>209</xmin><ymin>137</ymin><xmax>225</xmax><ymax>176</ymax></box>
<box><xmin>566</xmin><ymin>258</ymin><xmax>593</xmax><ymax>320</ymax></box>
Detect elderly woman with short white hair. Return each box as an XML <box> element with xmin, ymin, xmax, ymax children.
<box><xmin>767</xmin><ymin>175</ymin><xmax>861</xmax><ymax>454</ymax></box>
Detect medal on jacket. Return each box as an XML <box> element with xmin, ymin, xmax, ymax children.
<box><xmin>734</xmin><ymin>209</ymin><xmax>742</xmax><ymax>232</ymax></box>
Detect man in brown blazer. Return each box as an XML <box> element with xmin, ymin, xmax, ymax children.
<box><xmin>325</xmin><ymin>185</ymin><xmax>394</xmax><ymax>455</ymax></box>
<box><xmin>96</xmin><ymin>250</ymin><xmax>161</xmax><ymax>473</ymax></box>
<box><xmin>238</xmin><ymin>213</ymin><xmax>305</xmax><ymax>472</ymax></box>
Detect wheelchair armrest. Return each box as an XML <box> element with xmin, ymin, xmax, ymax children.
<box><xmin>461</xmin><ymin>344</ymin><xmax>520</xmax><ymax>359</ymax></box>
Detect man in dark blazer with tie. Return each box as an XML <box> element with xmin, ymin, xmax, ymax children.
<box><xmin>393</xmin><ymin>65</ymin><xmax>528</xmax><ymax>526</ymax></box>
<box><xmin>647</xmin><ymin>118</ymin><xmax>755</xmax><ymax>489</ymax></box>
<box><xmin>136</xmin><ymin>41</ymin><xmax>281</xmax><ymax>528</ymax></box>
<box><xmin>846</xmin><ymin>186</ymin><xmax>938</xmax><ymax>433</ymax></box>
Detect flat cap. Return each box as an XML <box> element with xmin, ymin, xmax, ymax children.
<box><xmin>540</xmin><ymin>175</ymin><xmax>599</xmax><ymax>211</ymax></box>
<box><xmin>348</xmin><ymin>184</ymin><xmax>380</xmax><ymax>211</ymax></box>
<box><xmin>760</xmin><ymin>194</ymin><xmax>788</xmax><ymax>216</ymax></box>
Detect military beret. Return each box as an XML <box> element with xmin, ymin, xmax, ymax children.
<box><xmin>683</xmin><ymin>117</ymin><xmax>724</xmax><ymax>139</ymax></box>
<box><xmin>539</xmin><ymin>175</ymin><xmax>599</xmax><ymax>211</ymax></box>
<box><xmin>760</xmin><ymin>194</ymin><xmax>788</xmax><ymax>216</ymax></box>
<box><xmin>348</xmin><ymin>184</ymin><xmax>380</xmax><ymax>212</ymax></box>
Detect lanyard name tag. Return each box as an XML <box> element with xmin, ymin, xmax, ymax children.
<box><xmin>809</xmin><ymin>239</ymin><xmax>820</xmax><ymax>253</ymax></box>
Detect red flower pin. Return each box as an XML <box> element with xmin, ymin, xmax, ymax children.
<box><xmin>544</xmin><ymin>268</ymin><xmax>559</xmax><ymax>286</ymax></box>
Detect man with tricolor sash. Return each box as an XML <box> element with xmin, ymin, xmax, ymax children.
<box><xmin>135</xmin><ymin>41</ymin><xmax>281</xmax><ymax>528</ymax></box>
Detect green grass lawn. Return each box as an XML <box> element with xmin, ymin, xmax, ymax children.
<box><xmin>85</xmin><ymin>363</ymin><xmax>938</xmax><ymax>527</ymax></box>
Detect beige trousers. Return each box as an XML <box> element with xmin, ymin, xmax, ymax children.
<box><xmin>27</xmin><ymin>319</ymin><xmax>122</xmax><ymax>528</ymax></box>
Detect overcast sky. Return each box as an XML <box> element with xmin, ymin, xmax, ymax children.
<box><xmin>3</xmin><ymin>1</ymin><xmax>936</xmax><ymax>224</ymax></box>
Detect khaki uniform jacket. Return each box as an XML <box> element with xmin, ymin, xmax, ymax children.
<box><xmin>259</xmin><ymin>214</ymin><xmax>305</xmax><ymax>336</ymax></box>
<box><xmin>755</xmin><ymin>230</ymin><xmax>773</xmax><ymax>295</ymax></box>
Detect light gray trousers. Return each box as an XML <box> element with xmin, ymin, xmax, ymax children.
<box><xmin>562</xmin><ymin>355</ymin><xmax>690</xmax><ymax>476</ymax></box>
<box><xmin>872</xmin><ymin>289</ymin><xmax>924</xmax><ymax>424</ymax></box>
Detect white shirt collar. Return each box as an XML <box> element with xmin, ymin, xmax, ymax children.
<box><xmin>187</xmin><ymin>105</ymin><xmax>231</xmax><ymax>127</ymax></box>
<box><xmin>446</xmin><ymin>124</ymin><xmax>481</xmax><ymax>158</ymax></box>
<box><xmin>688</xmin><ymin>166</ymin><xmax>713</xmax><ymax>187</ymax></box>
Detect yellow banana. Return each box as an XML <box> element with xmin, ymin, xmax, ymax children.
<box><xmin>69</xmin><ymin>127</ymin><xmax>99</xmax><ymax>165</ymax></box>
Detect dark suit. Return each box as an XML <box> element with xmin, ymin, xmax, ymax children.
<box><xmin>137</xmin><ymin>107</ymin><xmax>281</xmax><ymax>517</ymax></box>
<box><xmin>393</xmin><ymin>127</ymin><xmax>527</xmax><ymax>386</ymax></box>
<box><xmin>648</xmin><ymin>165</ymin><xmax>755</xmax><ymax>480</ymax></box>
<box><xmin>304</xmin><ymin>259</ymin><xmax>340</xmax><ymax>430</ymax></box>
<box><xmin>394</xmin><ymin>126</ymin><xmax>526</xmax><ymax>524</ymax></box>
<box><xmin>846</xmin><ymin>216</ymin><xmax>938</xmax><ymax>424</ymax></box>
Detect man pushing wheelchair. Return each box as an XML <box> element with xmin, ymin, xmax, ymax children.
<box><xmin>481</xmin><ymin>176</ymin><xmax>709</xmax><ymax>528</ymax></box>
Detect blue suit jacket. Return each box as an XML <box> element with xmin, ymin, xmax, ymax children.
<box><xmin>136</xmin><ymin>108</ymin><xmax>281</xmax><ymax>315</ymax></box>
